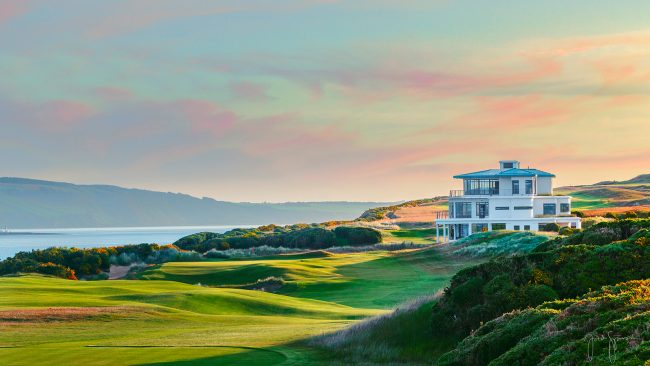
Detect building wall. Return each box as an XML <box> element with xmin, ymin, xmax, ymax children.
<box><xmin>537</xmin><ymin>177</ymin><xmax>553</xmax><ymax>195</ymax></box>
<box><xmin>449</xmin><ymin>196</ymin><xmax>572</xmax><ymax>220</ymax></box>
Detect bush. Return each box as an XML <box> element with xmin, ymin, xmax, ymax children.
<box><xmin>334</xmin><ymin>226</ymin><xmax>382</xmax><ymax>245</ymax></box>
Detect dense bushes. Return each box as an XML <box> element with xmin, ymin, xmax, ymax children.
<box><xmin>430</xmin><ymin>219</ymin><xmax>650</xmax><ymax>349</ymax></box>
<box><xmin>0</xmin><ymin>243</ymin><xmax>199</xmax><ymax>280</ymax></box>
<box><xmin>174</xmin><ymin>225</ymin><xmax>382</xmax><ymax>253</ymax></box>
<box><xmin>438</xmin><ymin>280</ymin><xmax>650</xmax><ymax>365</ymax></box>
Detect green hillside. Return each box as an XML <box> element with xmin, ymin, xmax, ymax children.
<box><xmin>0</xmin><ymin>244</ymin><xmax>480</xmax><ymax>365</ymax></box>
<box><xmin>311</xmin><ymin>219</ymin><xmax>650</xmax><ymax>365</ymax></box>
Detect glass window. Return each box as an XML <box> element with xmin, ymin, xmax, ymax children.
<box><xmin>512</xmin><ymin>180</ymin><xmax>519</xmax><ymax>195</ymax></box>
<box><xmin>454</xmin><ymin>202</ymin><xmax>472</xmax><ymax>218</ymax></box>
<box><xmin>476</xmin><ymin>202</ymin><xmax>489</xmax><ymax>218</ymax></box>
<box><xmin>560</xmin><ymin>203</ymin><xmax>570</xmax><ymax>213</ymax></box>
<box><xmin>524</xmin><ymin>225</ymin><xmax>531</xmax><ymax>230</ymax></box>
<box><xmin>514</xmin><ymin>225</ymin><xmax>520</xmax><ymax>231</ymax></box>
<box><xmin>472</xmin><ymin>224</ymin><xmax>488</xmax><ymax>233</ymax></box>
<box><xmin>525</xmin><ymin>180</ymin><xmax>533</xmax><ymax>194</ymax></box>
<box><xmin>495</xmin><ymin>206</ymin><xmax>509</xmax><ymax>210</ymax></box>
<box><xmin>503</xmin><ymin>162</ymin><xmax>514</xmax><ymax>169</ymax></box>
<box><xmin>492</xmin><ymin>223</ymin><xmax>506</xmax><ymax>230</ymax></box>
<box><xmin>463</xmin><ymin>179</ymin><xmax>500</xmax><ymax>195</ymax></box>
<box><xmin>514</xmin><ymin>206</ymin><xmax>533</xmax><ymax>210</ymax></box>
<box><xmin>543</xmin><ymin>204</ymin><xmax>556</xmax><ymax>215</ymax></box>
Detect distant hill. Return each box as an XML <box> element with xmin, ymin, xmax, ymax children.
<box><xmin>0</xmin><ymin>178</ymin><xmax>392</xmax><ymax>229</ymax></box>
<box><xmin>555</xmin><ymin>173</ymin><xmax>650</xmax><ymax>210</ymax></box>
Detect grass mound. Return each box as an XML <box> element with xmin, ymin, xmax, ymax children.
<box><xmin>450</xmin><ymin>231</ymin><xmax>549</xmax><ymax>258</ymax></box>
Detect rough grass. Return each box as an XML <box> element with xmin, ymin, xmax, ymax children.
<box><xmin>450</xmin><ymin>231</ymin><xmax>550</xmax><ymax>258</ymax></box>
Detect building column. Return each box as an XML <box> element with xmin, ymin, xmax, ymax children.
<box><xmin>468</xmin><ymin>224</ymin><xmax>473</xmax><ymax>236</ymax></box>
<box><xmin>436</xmin><ymin>224</ymin><xmax>440</xmax><ymax>243</ymax></box>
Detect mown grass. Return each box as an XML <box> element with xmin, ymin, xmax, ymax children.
<box><xmin>381</xmin><ymin>228</ymin><xmax>439</xmax><ymax>244</ymax></box>
<box><xmin>1</xmin><ymin>246</ymin><xmax>478</xmax><ymax>365</ymax></box>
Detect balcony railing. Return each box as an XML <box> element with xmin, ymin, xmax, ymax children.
<box><xmin>434</xmin><ymin>211</ymin><xmax>449</xmax><ymax>220</ymax></box>
<box><xmin>449</xmin><ymin>188</ymin><xmax>543</xmax><ymax>197</ymax></box>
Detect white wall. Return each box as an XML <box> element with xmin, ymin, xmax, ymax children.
<box><xmin>537</xmin><ymin>177</ymin><xmax>553</xmax><ymax>195</ymax></box>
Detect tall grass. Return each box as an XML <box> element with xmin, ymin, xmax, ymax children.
<box><xmin>450</xmin><ymin>231</ymin><xmax>549</xmax><ymax>258</ymax></box>
<box><xmin>308</xmin><ymin>292</ymin><xmax>443</xmax><ymax>365</ymax></box>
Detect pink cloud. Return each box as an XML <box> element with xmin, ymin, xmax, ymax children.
<box><xmin>94</xmin><ymin>86</ymin><xmax>133</xmax><ymax>100</ymax></box>
<box><xmin>229</xmin><ymin>81</ymin><xmax>269</xmax><ymax>102</ymax></box>
<box><xmin>0</xmin><ymin>0</ymin><xmax>29</xmax><ymax>24</ymax></box>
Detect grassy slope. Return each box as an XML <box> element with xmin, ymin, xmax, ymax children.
<box><xmin>1</xmin><ymin>247</ymin><xmax>477</xmax><ymax>365</ymax></box>
<box><xmin>381</xmin><ymin>228</ymin><xmax>439</xmax><ymax>244</ymax></box>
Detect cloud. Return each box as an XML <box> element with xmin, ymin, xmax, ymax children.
<box><xmin>0</xmin><ymin>0</ymin><xmax>29</xmax><ymax>24</ymax></box>
<box><xmin>229</xmin><ymin>81</ymin><xmax>269</xmax><ymax>102</ymax></box>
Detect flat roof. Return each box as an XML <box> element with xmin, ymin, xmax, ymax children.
<box><xmin>453</xmin><ymin>168</ymin><xmax>555</xmax><ymax>179</ymax></box>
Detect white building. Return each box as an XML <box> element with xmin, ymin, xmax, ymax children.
<box><xmin>435</xmin><ymin>160</ymin><xmax>581</xmax><ymax>241</ymax></box>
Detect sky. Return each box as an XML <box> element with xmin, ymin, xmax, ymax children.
<box><xmin>1</xmin><ymin>0</ymin><xmax>650</xmax><ymax>202</ymax></box>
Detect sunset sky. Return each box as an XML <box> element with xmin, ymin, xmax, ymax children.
<box><xmin>2</xmin><ymin>1</ymin><xmax>650</xmax><ymax>202</ymax></box>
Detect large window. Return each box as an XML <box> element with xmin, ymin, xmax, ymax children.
<box><xmin>476</xmin><ymin>202</ymin><xmax>489</xmax><ymax>218</ymax></box>
<box><xmin>495</xmin><ymin>206</ymin><xmax>509</xmax><ymax>210</ymax></box>
<box><xmin>463</xmin><ymin>179</ymin><xmax>499</xmax><ymax>195</ymax></box>
<box><xmin>560</xmin><ymin>203</ymin><xmax>570</xmax><ymax>213</ymax></box>
<box><xmin>454</xmin><ymin>202</ymin><xmax>472</xmax><ymax>218</ymax></box>
<box><xmin>543</xmin><ymin>203</ymin><xmax>557</xmax><ymax>215</ymax></box>
<box><xmin>492</xmin><ymin>223</ymin><xmax>506</xmax><ymax>230</ymax></box>
<box><xmin>525</xmin><ymin>180</ymin><xmax>533</xmax><ymax>194</ymax></box>
<box><xmin>512</xmin><ymin>180</ymin><xmax>520</xmax><ymax>195</ymax></box>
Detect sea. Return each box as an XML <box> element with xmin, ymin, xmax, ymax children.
<box><xmin>0</xmin><ymin>226</ymin><xmax>254</xmax><ymax>259</ymax></box>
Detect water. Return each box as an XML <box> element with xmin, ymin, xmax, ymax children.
<box><xmin>0</xmin><ymin>226</ymin><xmax>253</xmax><ymax>259</ymax></box>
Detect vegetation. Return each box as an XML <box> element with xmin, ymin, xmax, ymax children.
<box><xmin>437</xmin><ymin>280</ymin><xmax>650</xmax><ymax>365</ymax></box>
<box><xmin>174</xmin><ymin>225</ymin><xmax>382</xmax><ymax>253</ymax></box>
<box><xmin>313</xmin><ymin>219</ymin><xmax>650</xmax><ymax>365</ymax></box>
<box><xmin>0</xmin><ymin>243</ymin><xmax>200</xmax><ymax>280</ymax></box>
<box><xmin>0</xmin><ymin>245</ymin><xmax>479</xmax><ymax>365</ymax></box>
<box><xmin>450</xmin><ymin>231</ymin><xmax>549</xmax><ymax>258</ymax></box>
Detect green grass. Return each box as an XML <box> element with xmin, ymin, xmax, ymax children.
<box><xmin>381</xmin><ymin>228</ymin><xmax>439</xmax><ymax>244</ymax></box>
<box><xmin>0</xmin><ymin>246</ymin><xmax>478</xmax><ymax>365</ymax></box>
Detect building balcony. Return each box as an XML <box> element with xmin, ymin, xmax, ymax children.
<box><xmin>449</xmin><ymin>188</ymin><xmax>544</xmax><ymax>197</ymax></box>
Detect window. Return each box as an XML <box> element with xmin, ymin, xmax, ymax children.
<box><xmin>472</xmin><ymin>224</ymin><xmax>488</xmax><ymax>233</ymax></box>
<box><xmin>560</xmin><ymin>203</ymin><xmax>570</xmax><ymax>213</ymax></box>
<box><xmin>476</xmin><ymin>202</ymin><xmax>489</xmax><ymax>218</ymax></box>
<box><xmin>525</xmin><ymin>180</ymin><xmax>533</xmax><ymax>194</ymax></box>
<box><xmin>503</xmin><ymin>162</ymin><xmax>514</xmax><ymax>169</ymax></box>
<box><xmin>543</xmin><ymin>203</ymin><xmax>557</xmax><ymax>215</ymax></box>
<box><xmin>524</xmin><ymin>225</ymin><xmax>531</xmax><ymax>231</ymax></box>
<box><xmin>495</xmin><ymin>206</ymin><xmax>510</xmax><ymax>210</ymax></box>
<box><xmin>514</xmin><ymin>225</ymin><xmax>520</xmax><ymax>231</ymax></box>
<box><xmin>463</xmin><ymin>179</ymin><xmax>500</xmax><ymax>195</ymax></box>
<box><xmin>454</xmin><ymin>202</ymin><xmax>472</xmax><ymax>218</ymax></box>
<box><xmin>514</xmin><ymin>206</ymin><xmax>533</xmax><ymax>210</ymax></box>
<box><xmin>512</xmin><ymin>180</ymin><xmax>520</xmax><ymax>195</ymax></box>
<box><xmin>492</xmin><ymin>223</ymin><xmax>506</xmax><ymax>230</ymax></box>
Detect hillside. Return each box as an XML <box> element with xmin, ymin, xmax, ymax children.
<box><xmin>312</xmin><ymin>219</ymin><xmax>650</xmax><ymax>365</ymax></box>
<box><xmin>556</xmin><ymin>174</ymin><xmax>650</xmax><ymax>210</ymax></box>
<box><xmin>0</xmin><ymin>245</ymin><xmax>481</xmax><ymax>365</ymax></box>
<box><xmin>0</xmin><ymin>178</ymin><xmax>391</xmax><ymax>229</ymax></box>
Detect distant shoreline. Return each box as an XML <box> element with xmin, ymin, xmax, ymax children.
<box><xmin>0</xmin><ymin>232</ymin><xmax>60</xmax><ymax>236</ymax></box>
